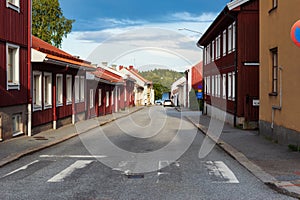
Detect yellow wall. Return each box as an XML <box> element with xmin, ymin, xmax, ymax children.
<box><xmin>260</xmin><ymin>0</ymin><xmax>300</xmax><ymax>132</ymax></box>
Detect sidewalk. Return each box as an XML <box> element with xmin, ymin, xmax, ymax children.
<box><xmin>0</xmin><ymin>106</ymin><xmax>144</xmax><ymax>168</ymax></box>
<box><xmin>185</xmin><ymin>111</ymin><xmax>300</xmax><ymax>199</ymax></box>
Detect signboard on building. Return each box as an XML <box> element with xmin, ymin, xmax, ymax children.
<box><xmin>291</xmin><ymin>20</ymin><xmax>300</xmax><ymax>47</ymax></box>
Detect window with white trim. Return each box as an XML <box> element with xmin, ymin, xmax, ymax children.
<box><xmin>80</xmin><ymin>76</ymin><xmax>85</xmax><ymax>102</ymax></box>
<box><xmin>118</xmin><ymin>87</ymin><xmax>121</xmax><ymax>101</ymax></box>
<box><xmin>111</xmin><ymin>91</ymin><xmax>114</xmax><ymax>105</ymax></box>
<box><xmin>106</xmin><ymin>91</ymin><xmax>110</xmax><ymax>107</ymax></box>
<box><xmin>90</xmin><ymin>89</ymin><xmax>94</xmax><ymax>109</ymax></box>
<box><xmin>228</xmin><ymin>73</ymin><xmax>232</xmax><ymax>100</ymax></box>
<box><xmin>228</xmin><ymin>24</ymin><xmax>233</xmax><ymax>53</ymax></box>
<box><xmin>222</xmin><ymin>74</ymin><xmax>227</xmax><ymax>99</ymax></box>
<box><xmin>6</xmin><ymin>0</ymin><xmax>20</xmax><ymax>12</ymax></box>
<box><xmin>217</xmin><ymin>75</ymin><xmax>221</xmax><ymax>97</ymax></box>
<box><xmin>232</xmin><ymin>22</ymin><xmax>236</xmax><ymax>51</ymax></box>
<box><xmin>216</xmin><ymin>35</ymin><xmax>221</xmax><ymax>59</ymax></box>
<box><xmin>43</xmin><ymin>72</ymin><xmax>52</xmax><ymax>109</ymax></box>
<box><xmin>211</xmin><ymin>75</ymin><xmax>215</xmax><ymax>97</ymax></box>
<box><xmin>33</xmin><ymin>71</ymin><xmax>42</xmax><ymax>111</ymax></box>
<box><xmin>74</xmin><ymin>76</ymin><xmax>80</xmax><ymax>103</ymax></box>
<box><xmin>66</xmin><ymin>75</ymin><xmax>72</xmax><ymax>105</ymax></box>
<box><xmin>124</xmin><ymin>87</ymin><xmax>127</xmax><ymax>101</ymax></box>
<box><xmin>207</xmin><ymin>44</ymin><xmax>211</xmax><ymax>64</ymax></box>
<box><xmin>212</xmin><ymin>40</ymin><xmax>215</xmax><ymax>62</ymax></box>
<box><xmin>232</xmin><ymin>72</ymin><xmax>236</xmax><ymax>101</ymax></box>
<box><xmin>6</xmin><ymin>43</ymin><xmax>20</xmax><ymax>90</ymax></box>
<box><xmin>204</xmin><ymin>77</ymin><xmax>207</xmax><ymax>95</ymax></box>
<box><xmin>12</xmin><ymin>113</ymin><xmax>22</xmax><ymax>135</ymax></box>
<box><xmin>204</xmin><ymin>47</ymin><xmax>207</xmax><ymax>65</ymax></box>
<box><xmin>56</xmin><ymin>74</ymin><xmax>63</xmax><ymax>106</ymax></box>
<box><xmin>207</xmin><ymin>76</ymin><xmax>211</xmax><ymax>95</ymax></box>
<box><xmin>98</xmin><ymin>89</ymin><xmax>102</xmax><ymax>106</ymax></box>
<box><xmin>223</xmin><ymin>30</ymin><xmax>227</xmax><ymax>56</ymax></box>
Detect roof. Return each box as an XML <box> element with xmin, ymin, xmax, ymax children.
<box><xmin>31</xmin><ymin>36</ymin><xmax>95</xmax><ymax>70</ymax></box>
<box><xmin>126</xmin><ymin>67</ymin><xmax>152</xmax><ymax>84</ymax></box>
<box><xmin>227</xmin><ymin>0</ymin><xmax>250</xmax><ymax>10</ymax></box>
<box><xmin>92</xmin><ymin>67</ymin><xmax>124</xmax><ymax>84</ymax></box>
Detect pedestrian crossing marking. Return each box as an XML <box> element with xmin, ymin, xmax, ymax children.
<box><xmin>2</xmin><ymin>160</ymin><xmax>40</xmax><ymax>178</ymax></box>
<box><xmin>205</xmin><ymin>161</ymin><xmax>239</xmax><ymax>183</ymax></box>
<box><xmin>47</xmin><ymin>160</ymin><xmax>94</xmax><ymax>183</ymax></box>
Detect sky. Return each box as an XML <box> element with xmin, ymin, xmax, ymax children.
<box><xmin>60</xmin><ymin>0</ymin><xmax>230</xmax><ymax>71</ymax></box>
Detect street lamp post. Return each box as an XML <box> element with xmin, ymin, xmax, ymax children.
<box><xmin>178</xmin><ymin>28</ymin><xmax>203</xmax><ymax>34</ymax></box>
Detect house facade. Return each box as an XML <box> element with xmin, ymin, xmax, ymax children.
<box><xmin>31</xmin><ymin>36</ymin><xmax>95</xmax><ymax>133</ymax></box>
<box><xmin>259</xmin><ymin>0</ymin><xmax>300</xmax><ymax>144</ymax></box>
<box><xmin>171</xmin><ymin>77</ymin><xmax>187</xmax><ymax>107</ymax></box>
<box><xmin>198</xmin><ymin>0</ymin><xmax>260</xmax><ymax>129</ymax></box>
<box><xmin>0</xmin><ymin>0</ymin><xmax>31</xmax><ymax>140</ymax></box>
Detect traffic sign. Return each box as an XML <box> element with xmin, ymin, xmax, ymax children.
<box><xmin>291</xmin><ymin>20</ymin><xmax>300</xmax><ymax>47</ymax></box>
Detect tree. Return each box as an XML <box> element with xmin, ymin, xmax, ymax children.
<box><xmin>153</xmin><ymin>83</ymin><xmax>169</xmax><ymax>100</ymax></box>
<box><xmin>32</xmin><ymin>0</ymin><xmax>75</xmax><ymax>48</ymax></box>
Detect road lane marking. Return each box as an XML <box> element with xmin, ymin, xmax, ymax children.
<box><xmin>40</xmin><ymin>155</ymin><xmax>107</xmax><ymax>158</ymax></box>
<box><xmin>2</xmin><ymin>160</ymin><xmax>39</xmax><ymax>178</ymax></box>
<box><xmin>47</xmin><ymin>160</ymin><xmax>94</xmax><ymax>183</ymax></box>
<box><xmin>205</xmin><ymin>161</ymin><xmax>239</xmax><ymax>183</ymax></box>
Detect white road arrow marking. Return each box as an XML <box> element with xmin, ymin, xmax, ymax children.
<box><xmin>205</xmin><ymin>161</ymin><xmax>239</xmax><ymax>183</ymax></box>
<box><xmin>2</xmin><ymin>160</ymin><xmax>39</xmax><ymax>178</ymax></box>
<box><xmin>47</xmin><ymin>160</ymin><xmax>93</xmax><ymax>183</ymax></box>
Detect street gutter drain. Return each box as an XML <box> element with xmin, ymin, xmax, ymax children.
<box><xmin>126</xmin><ymin>174</ymin><xmax>144</xmax><ymax>179</ymax></box>
<box><xmin>33</xmin><ymin>136</ymin><xmax>48</xmax><ymax>141</ymax></box>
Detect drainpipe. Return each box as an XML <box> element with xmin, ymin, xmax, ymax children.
<box><xmin>234</xmin><ymin>19</ymin><xmax>238</xmax><ymax>127</ymax></box>
<box><xmin>271</xmin><ymin>66</ymin><xmax>283</xmax><ymax>129</ymax></box>
<box><xmin>27</xmin><ymin>0</ymin><xmax>32</xmax><ymax>136</ymax></box>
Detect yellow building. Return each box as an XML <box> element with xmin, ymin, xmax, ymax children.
<box><xmin>260</xmin><ymin>0</ymin><xmax>300</xmax><ymax>144</ymax></box>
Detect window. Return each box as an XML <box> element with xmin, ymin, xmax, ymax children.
<box><xmin>6</xmin><ymin>0</ymin><xmax>20</xmax><ymax>12</ymax></box>
<box><xmin>232</xmin><ymin>22</ymin><xmax>236</xmax><ymax>51</ymax></box>
<box><xmin>33</xmin><ymin>71</ymin><xmax>42</xmax><ymax>111</ymax></box>
<box><xmin>207</xmin><ymin>76</ymin><xmax>211</xmax><ymax>95</ymax></box>
<box><xmin>204</xmin><ymin>47</ymin><xmax>207</xmax><ymax>65</ymax></box>
<box><xmin>217</xmin><ymin>75</ymin><xmax>221</xmax><ymax>97</ymax></box>
<box><xmin>232</xmin><ymin>72</ymin><xmax>236</xmax><ymax>101</ymax></box>
<box><xmin>118</xmin><ymin>87</ymin><xmax>121</xmax><ymax>101</ymax></box>
<box><xmin>98</xmin><ymin>89</ymin><xmax>102</xmax><ymax>106</ymax></box>
<box><xmin>12</xmin><ymin>113</ymin><xmax>22</xmax><ymax>136</ymax></box>
<box><xmin>75</xmin><ymin>76</ymin><xmax>80</xmax><ymax>103</ymax></box>
<box><xmin>228</xmin><ymin>24</ymin><xmax>233</xmax><ymax>53</ymax></box>
<box><xmin>216</xmin><ymin>35</ymin><xmax>221</xmax><ymax>59</ymax></box>
<box><xmin>223</xmin><ymin>30</ymin><xmax>227</xmax><ymax>56</ymax></box>
<box><xmin>56</xmin><ymin>74</ymin><xmax>63</xmax><ymax>106</ymax></box>
<box><xmin>207</xmin><ymin>44</ymin><xmax>211</xmax><ymax>64</ymax></box>
<box><xmin>80</xmin><ymin>76</ymin><xmax>85</xmax><ymax>102</ymax></box>
<box><xmin>124</xmin><ymin>87</ymin><xmax>127</xmax><ymax>101</ymax></box>
<box><xmin>222</xmin><ymin>74</ymin><xmax>227</xmax><ymax>99</ymax></box>
<box><xmin>6</xmin><ymin>43</ymin><xmax>20</xmax><ymax>90</ymax></box>
<box><xmin>66</xmin><ymin>75</ymin><xmax>72</xmax><ymax>105</ymax></box>
<box><xmin>270</xmin><ymin>48</ymin><xmax>278</xmax><ymax>94</ymax></box>
<box><xmin>44</xmin><ymin>73</ymin><xmax>52</xmax><ymax>109</ymax></box>
<box><xmin>211</xmin><ymin>75</ymin><xmax>215</xmax><ymax>97</ymax></box>
<box><xmin>111</xmin><ymin>91</ymin><xmax>114</xmax><ymax>105</ymax></box>
<box><xmin>204</xmin><ymin>77</ymin><xmax>207</xmax><ymax>95</ymax></box>
<box><xmin>90</xmin><ymin>89</ymin><xmax>94</xmax><ymax>109</ymax></box>
<box><xmin>228</xmin><ymin>73</ymin><xmax>232</xmax><ymax>100</ymax></box>
<box><xmin>106</xmin><ymin>91</ymin><xmax>110</xmax><ymax>107</ymax></box>
<box><xmin>212</xmin><ymin>40</ymin><xmax>215</xmax><ymax>62</ymax></box>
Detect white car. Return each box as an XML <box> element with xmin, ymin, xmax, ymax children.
<box><xmin>163</xmin><ymin>99</ymin><xmax>173</xmax><ymax>107</ymax></box>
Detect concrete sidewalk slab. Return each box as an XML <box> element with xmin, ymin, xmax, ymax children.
<box><xmin>185</xmin><ymin>112</ymin><xmax>300</xmax><ymax>199</ymax></box>
<box><xmin>0</xmin><ymin>106</ymin><xmax>144</xmax><ymax>168</ymax></box>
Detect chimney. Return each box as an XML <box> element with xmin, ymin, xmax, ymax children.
<box><xmin>129</xmin><ymin>65</ymin><xmax>134</xmax><ymax>70</ymax></box>
<box><xmin>119</xmin><ymin>65</ymin><xmax>124</xmax><ymax>70</ymax></box>
<box><xmin>102</xmin><ymin>62</ymin><xmax>108</xmax><ymax>67</ymax></box>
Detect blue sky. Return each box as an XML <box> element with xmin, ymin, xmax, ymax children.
<box><xmin>60</xmin><ymin>0</ymin><xmax>230</xmax><ymax>71</ymax></box>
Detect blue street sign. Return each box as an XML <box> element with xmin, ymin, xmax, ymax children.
<box><xmin>196</xmin><ymin>92</ymin><xmax>203</xmax><ymax>99</ymax></box>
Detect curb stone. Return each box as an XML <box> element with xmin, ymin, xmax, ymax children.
<box><xmin>184</xmin><ymin>115</ymin><xmax>300</xmax><ymax>199</ymax></box>
<box><xmin>0</xmin><ymin>107</ymin><xmax>144</xmax><ymax>168</ymax></box>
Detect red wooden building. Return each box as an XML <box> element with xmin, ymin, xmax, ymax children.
<box><xmin>0</xmin><ymin>0</ymin><xmax>31</xmax><ymax>140</ymax></box>
<box><xmin>191</xmin><ymin>62</ymin><xmax>203</xmax><ymax>90</ymax></box>
<box><xmin>197</xmin><ymin>0</ymin><xmax>259</xmax><ymax>129</ymax></box>
<box><xmin>31</xmin><ymin>36</ymin><xmax>95</xmax><ymax>133</ymax></box>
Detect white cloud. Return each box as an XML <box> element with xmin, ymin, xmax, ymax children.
<box><xmin>61</xmin><ymin>12</ymin><xmax>218</xmax><ymax>71</ymax></box>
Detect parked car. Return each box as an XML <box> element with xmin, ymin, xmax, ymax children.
<box><xmin>163</xmin><ymin>99</ymin><xmax>173</xmax><ymax>107</ymax></box>
<box><xmin>155</xmin><ymin>99</ymin><xmax>163</xmax><ymax>105</ymax></box>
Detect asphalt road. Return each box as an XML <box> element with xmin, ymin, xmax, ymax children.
<box><xmin>0</xmin><ymin>107</ymin><xmax>295</xmax><ymax>200</ymax></box>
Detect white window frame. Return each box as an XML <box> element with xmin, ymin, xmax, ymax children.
<box><xmin>124</xmin><ymin>87</ymin><xmax>127</xmax><ymax>101</ymax></box>
<box><xmin>106</xmin><ymin>91</ymin><xmax>110</xmax><ymax>107</ymax></box>
<box><xmin>6</xmin><ymin>0</ymin><xmax>20</xmax><ymax>12</ymax></box>
<box><xmin>56</xmin><ymin>74</ymin><xmax>63</xmax><ymax>107</ymax></box>
<box><xmin>6</xmin><ymin>43</ymin><xmax>20</xmax><ymax>90</ymax></box>
<box><xmin>232</xmin><ymin>72</ymin><xmax>236</xmax><ymax>101</ymax></box>
<box><xmin>223</xmin><ymin>30</ymin><xmax>227</xmax><ymax>56</ymax></box>
<box><xmin>43</xmin><ymin>72</ymin><xmax>52</xmax><ymax>109</ymax></box>
<box><xmin>211</xmin><ymin>40</ymin><xmax>215</xmax><ymax>62</ymax></box>
<box><xmin>12</xmin><ymin>113</ymin><xmax>22</xmax><ymax>136</ymax></box>
<box><xmin>222</xmin><ymin>74</ymin><xmax>227</xmax><ymax>99</ymax></box>
<box><xmin>98</xmin><ymin>89</ymin><xmax>102</xmax><ymax>106</ymax></box>
<box><xmin>204</xmin><ymin>47</ymin><xmax>207</xmax><ymax>65</ymax></box>
<box><xmin>207</xmin><ymin>44</ymin><xmax>211</xmax><ymax>64</ymax></box>
<box><xmin>228</xmin><ymin>24</ymin><xmax>233</xmax><ymax>53</ymax></box>
<box><xmin>211</xmin><ymin>75</ymin><xmax>215</xmax><ymax>97</ymax></box>
<box><xmin>232</xmin><ymin>22</ymin><xmax>236</xmax><ymax>52</ymax></box>
<box><xmin>33</xmin><ymin>71</ymin><xmax>42</xmax><ymax>111</ymax></box>
<box><xmin>74</xmin><ymin>76</ymin><xmax>80</xmax><ymax>103</ymax></box>
<box><xmin>66</xmin><ymin>75</ymin><xmax>72</xmax><ymax>105</ymax></box>
<box><xmin>207</xmin><ymin>76</ymin><xmax>211</xmax><ymax>95</ymax></box>
<box><xmin>80</xmin><ymin>76</ymin><xmax>85</xmax><ymax>102</ymax></box>
<box><xmin>111</xmin><ymin>91</ymin><xmax>114</xmax><ymax>105</ymax></box>
<box><xmin>228</xmin><ymin>73</ymin><xmax>232</xmax><ymax>100</ymax></box>
<box><xmin>216</xmin><ymin>35</ymin><xmax>221</xmax><ymax>59</ymax></box>
<box><xmin>217</xmin><ymin>75</ymin><xmax>221</xmax><ymax>98</ymax></box>
<box><xmin>118</xmin><ymin>87</ymin><xmax>121</xmax><ymax>101</ymax></box>
<box><xmin>90</xmin><ymin>89</ymin><xmax>94</xmax><ymax>109</ymax></box>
